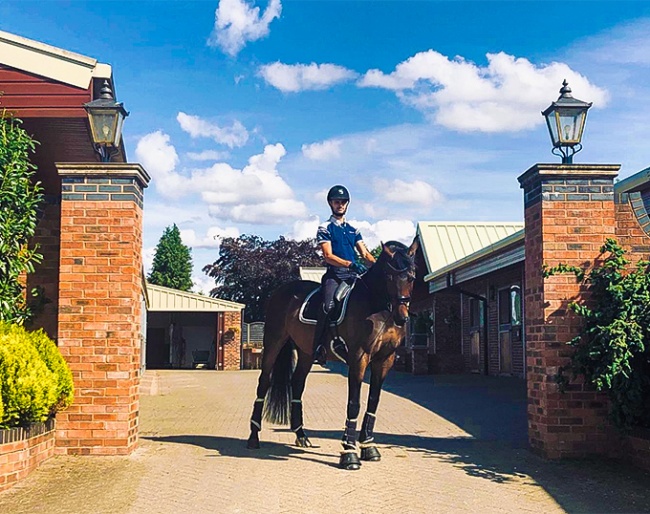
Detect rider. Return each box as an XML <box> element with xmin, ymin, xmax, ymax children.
<box><xmin>313</xmin><ymin>185</ymin><xmax>376</xmax><ymax>366</ymax></box>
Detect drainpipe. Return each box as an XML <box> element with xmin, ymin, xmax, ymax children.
<box><xmin>446</xmin><ymin>273</ymin><xmax>489</xmax><ymax>376</ymax></box>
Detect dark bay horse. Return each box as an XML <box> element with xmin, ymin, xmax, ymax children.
<box><xmin>246</xmin><ymin>239</ymin><xmax>418</xmax><ymax>470</ymax></box>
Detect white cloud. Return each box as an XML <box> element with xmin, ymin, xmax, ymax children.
<box><xmin>177</xmin><ymin>112</ymin><xmax>249</xmax><ymax>148</ymax></box>
<box><xmin>359</xmin><ymin>50</ymin><xmax>608</xmax><ymax>133</ymax></box>
<box><xmin>142</xmin><ymin>246</ymin><xmax>156</xmax><ymax>274</ymax></box>
<box><xmin>302</xmin><ymin>139</ymin><xmax>342</xmax><ymax>161</ymax></box>
<box><xmin>192</xmin><ymin>273</ymin><xmax>217</xmax><ymax>296</ymax></box>
<box><xmin>349</xmin><ymin>219</ymin><xmax>417</xmax><ymax>251</ymax></box>
<box><xmin>180</xmin><ymin>226</ymin><xmax>240</xmax><ymax>249</ymax></box>
<box><xmin>135</xmin><ymin>131</ymin><xmax>186</xmax><ymax>197</ymax></box>
<box><xmin>186</xmin><ymin>150</ymin><xmax>231</xmax><ymax>161</ymax></box>
<box><xmin>286</xmin><ymin>216</ymin><xmax>320</xmax><ymax>241</ymax></box>
<box><xmin>189</xmin><ymin>143</ymin><xmax>308</xmax><ymax>224</ymax></box>
<box><xmin>208</xmin><ymin>0</ymin><xmax>282</xmax><ymax>57</ymax></box>
<box><xmin>258</xmin><ymin>62</ymin><xmax>357</xmax><ymax>92</ymax></box>
<box><xmin>373</xmin><ymin>179</ymin><xmax>444</xmax><ymax>207</ymax></box>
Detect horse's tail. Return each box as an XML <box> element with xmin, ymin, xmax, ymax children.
<box><xmin>263</xmin><ymin>340</ymin><xmax>294</xmax><ymax>425</ymax></box>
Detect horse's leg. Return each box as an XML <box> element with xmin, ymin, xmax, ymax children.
<box><xmin>291</xmin><ymin>345</ymin><xmax>314</xmax><ymax>447</ymax></box>
<box><xmin>359</xmin><ymin>353</ymin><xmax>395</xmax><ymax>461</ymax></box>
<box><xmin>246</xmin><ymin>330</ymin><xmax>287</xmax><ymax>449</ymax></box>
<box><xmin>339</xmin><ymin>355</ymin><xmax>368</xmax><ymax>470</ymax></box>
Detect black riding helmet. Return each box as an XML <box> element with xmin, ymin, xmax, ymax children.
<box><xmin>327</xmin><ymin>185</ymin><xmax>350</xmax><ymax>202</ymax></box>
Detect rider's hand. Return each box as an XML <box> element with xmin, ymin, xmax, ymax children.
<box><xmin>348</xmin><ymin>261</ymin><xmax>368</xmax><ymax>275</ymax></box>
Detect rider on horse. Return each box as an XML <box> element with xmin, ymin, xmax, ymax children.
<box><xmin>313</xmin><ymin>185</ymin><xmax>376</xmax><ymax>366</ymax></box>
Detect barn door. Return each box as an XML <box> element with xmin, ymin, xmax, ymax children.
<box><xmin>498</xmin><ymin>286</ymin><xmax>522</xmax><ymax>375</ymax></box>
<box><xmin>468</xmin><ymin>297</ymin><xmax>482</xmax><ymax>373</ymax></box>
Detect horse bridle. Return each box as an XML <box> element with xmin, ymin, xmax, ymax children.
<box><xmin>386</xmin><ymin>260</ymin><xmax>415</xmax><ymax>311</ymax></box>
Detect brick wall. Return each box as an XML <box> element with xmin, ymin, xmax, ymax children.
<box><xmin>518</xmin><ymin>163</ymin><xmax>619</xmax><ymax>459</ymax></box>
<box><xmin>0</xmin><ymin>418</ymin><xmax>56</xmax><ymax>492</ymax></box>
<box><xmin>615</xmin><ymin>191</ymin><xmax>650</xmax><ymax>258</ymax></box>
<box><xmin>222</xmin><ymin>311</ymin><xmax>242</xmax><ymax>370</ymax></box>
<box><xmin>54</xmin><ymin>163</ymin><xmax>150</xmax><ymax>456</ymax></box>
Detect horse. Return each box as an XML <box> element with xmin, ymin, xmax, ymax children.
<box><xmin>246</xmin><ymin>238</ymin><xmax>419</xmax><ymax>470</ymax></box>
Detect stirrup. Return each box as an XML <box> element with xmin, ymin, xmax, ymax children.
<box><xmin>313</xmin><ymin>344</ymin><xmax>327</xmax><ymax>366</ymax></box>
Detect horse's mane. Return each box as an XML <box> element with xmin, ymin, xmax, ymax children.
<box><xmin>361</xmin><ymin>240</ymin><xmax>415</xmax><ymax>313</ymax></box>
<box><xmin>380</xmin><ymin>240</ymin><xmax>415</xmax><ymax>272</ymax></box>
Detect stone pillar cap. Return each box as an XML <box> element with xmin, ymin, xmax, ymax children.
<box><xmin>55</xmin><ymin>162</ymin><xmax>151</xmax><ymax>188</ymax></box>
<box><xmin>518</xmin><ymin>163</ymin><xmax>620</xmax><ymax>189</ymax></box>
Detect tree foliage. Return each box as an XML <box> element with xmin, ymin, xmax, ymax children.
<box><xmin>148</xmin><ymin>224</ymin><xmax>193</xmax><ymax>291</ymax></box>
<box><xmin>203</xmin><ymin>235</ymin><xmax>323</xmax><ymax>322</ymax></box>
<box><xmin>0</xmin><ymin>111</ymin><xmax>43</xmax><ymax>324</ymax></box>
<box><xmin>545</xmin><ymin>238</ymin><xmax>650</xmax><ymax>429</ymax></box>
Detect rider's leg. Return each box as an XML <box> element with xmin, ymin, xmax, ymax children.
<box><xmin>313</xmin><ymin>276</ymin><xmax>338</xmax><ymax>365</ymax></box>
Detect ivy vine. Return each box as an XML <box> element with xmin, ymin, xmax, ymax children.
<box><xmin>544</xmin><ymin>238</ymin><xmax>650</xmax><ymax>430</ymax></box>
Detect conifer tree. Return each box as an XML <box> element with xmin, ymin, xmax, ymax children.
<box><xmin>148</xmin><ymin>224</ymin><xmax>193</xmax><ymax>291</ymax></box>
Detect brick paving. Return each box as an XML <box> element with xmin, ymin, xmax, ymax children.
<box><xmin>1</xmin><ymin>366</ymin><xmax>650</xmax><ymax>513</ymax></box>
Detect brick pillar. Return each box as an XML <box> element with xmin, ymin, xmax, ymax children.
<box><xmin>518</xmin><ymin>163</ymin><xmax>619</xmax><ymax>458</ymax></box>
<box><xmin>223</xmin><ymin>311</ymin><xmax>242</xmax><ymax>370</ymax></box>
<box><xmin>55</xmin><ymin>163</ymin><xmax>150</xmax><ymax>455</ymax></box>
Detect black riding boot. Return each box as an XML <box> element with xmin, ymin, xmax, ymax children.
<box><xmin>312</xmin><ymin>307</ymin><xmax>330</xmax><ymax>366</ymax></box>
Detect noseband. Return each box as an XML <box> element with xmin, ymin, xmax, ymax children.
<box><xmin>386</xmin><ymin>259</ymin><xmax>414</xmax><ymax>310</ymax></box>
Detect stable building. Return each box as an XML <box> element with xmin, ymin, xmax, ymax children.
<box><xmin>146</xmin><ymin>283</ymin><xmax>244</xmax><ymax>370</ymax></box>
<box><xmin>409</xmin><ymin>221</ymin><xmax>525</xmax><ymax>377</ymax></box>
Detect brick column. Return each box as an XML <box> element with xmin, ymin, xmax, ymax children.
<box><xmin>55</xmin><ymin>163</ymin><xmax>150</xmax><ymax>455</ymax></box>
<box><xmin>518</xmin><ymin>163</ymin><xmax>619</xmax><ymax>459</ymax></box>
<box><xmin>223</xmin><ymin>311</ymin><xmax>242</xmax><ymax>370</ymax></box>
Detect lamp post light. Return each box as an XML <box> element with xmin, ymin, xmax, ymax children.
<box><xmin>84</xmin><ymin>80</ymin><xmax>129</xmax><ymax>163</ymax></box>
<box><xmin>542</xmin><ymin>80</ymin><xmax>592</xmax><ymax>164</ymax></box>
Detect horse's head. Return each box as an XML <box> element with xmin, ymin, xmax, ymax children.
<box><xmin>379</xmin><ymin>238</ymin><xmax>419</xmax><ymax>327</ymax></box>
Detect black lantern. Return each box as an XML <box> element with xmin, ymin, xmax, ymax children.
<box><xmin>542</xmin><ymin>80</ymin><xmax>592</xmax><ymax>164</ymax></box>
<box><xmin>84</xmin><ymin>80</ymin><xmax>129</xmax><ymax>163</ymax></box>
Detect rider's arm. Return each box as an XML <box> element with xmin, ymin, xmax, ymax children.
<box><xmin>356</xmin><ymin>241</ymin><xmax>376</xmax><ymax>265</ymax></box>
<box><xmin>321</xmin><ymin>241</ymin><xmax>354</xmax><ymax>268</ymax></box>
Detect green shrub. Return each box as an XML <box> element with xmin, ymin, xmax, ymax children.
<box><xmin>0</xmin><ymin>322</ymin><xmax>73</xmax><ymax>428</ymax></box>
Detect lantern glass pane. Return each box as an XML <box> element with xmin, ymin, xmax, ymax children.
<box><xmin>557</xmin><ymin>108</ymin><xmax>584</xmax><ymax>144</ymax></box>
<box><xmin>545</xmin><ymin>109</ymin><xmax>560</xmax><ymax>146</ymax></box>
<box><xmin>90</xmin><ymin>109</ymin><xmax>118</xmax><ymax>145</ymax></box>
<box><xmin>114</xmin><ymin>113</ymin><xmax>125</xmax><ymax>147</ymax></box>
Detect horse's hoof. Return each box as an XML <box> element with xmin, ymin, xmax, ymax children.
<box><xmin>295</xmin><ymin>436</ymin><xmax>313</xmax><ymax>448</ymax></box>
<box><xmin>339</xmin><ymin>451</ymin><xmax>361</xmax><ymax>470</ymax></box>
<box><xmin>246</xmin><ymin>438</ymin><xmax>260</xmax><ymax>449</ymax></box>
<box><xmin>360</xmin><ymin>446</ymin><xmax>381</xmax><ymax>461</ymax></box>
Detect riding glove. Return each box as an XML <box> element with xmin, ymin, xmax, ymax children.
<box><xmin>348</xmin><ymin>262</ymin><xmax>368</xmax><ymax>275</ymax></box>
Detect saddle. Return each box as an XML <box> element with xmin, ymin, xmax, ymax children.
<box><xmin>298</xmin><ymin>281</ymin><xmax>355</xmax><ymax>326</ymax></box>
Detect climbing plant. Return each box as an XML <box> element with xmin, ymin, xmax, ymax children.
<box><xmin>544</xmin><ymin>238</ymin><xmax>650</xmax><ymax>430</ymax></box>
<box><xmin>0</xmin><ymin>110</ymin><xmax>43</xmax><ymax>324</ymax></box>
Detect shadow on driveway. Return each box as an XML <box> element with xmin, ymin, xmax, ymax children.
<box><xmin>144</xmin><ymin>429</ymin><xmax>650</xmax><ymax>513</ymax></box>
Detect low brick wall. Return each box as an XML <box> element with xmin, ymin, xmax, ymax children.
<box><xmin>609</xmin><ymin>428</ymin><xmax>650</xmax><ymax>472</ymax></box>
<box><xmin>0</xmin><ymin>418</ymin><xmax>56</xmax><ymax>492</ymax></box>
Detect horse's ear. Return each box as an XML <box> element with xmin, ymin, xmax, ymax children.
<box><xmin>407</xmin><ymin>236</ymin><xmax>419</xmax><ymax>257</ymax></box>
<box><xmin>382</xmin><ymin>241</ymin><xmax>394</xmax><ymax>257</ymax></box>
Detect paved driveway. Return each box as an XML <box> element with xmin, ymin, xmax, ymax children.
<box><xmin>1</xmin><ymin>366</ymin><xmax>649</xmax><ymax>513</ymax></box>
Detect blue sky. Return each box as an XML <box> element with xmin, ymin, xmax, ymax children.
<box><xmin>2</xmin><ymin>1</ymin><xmax>650</xmax><ymax>292</ymax></box>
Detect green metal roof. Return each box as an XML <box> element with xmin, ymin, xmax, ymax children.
<box><xmin>416</xmin><ymin>221</ymin><xmax>525</xmax><ymax>282</ymax></box>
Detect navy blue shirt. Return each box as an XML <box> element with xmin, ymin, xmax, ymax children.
<box><xmin>317</xmin><ymin>216</ymin><xmax>363</xmax><ymax>279</ymax></box>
